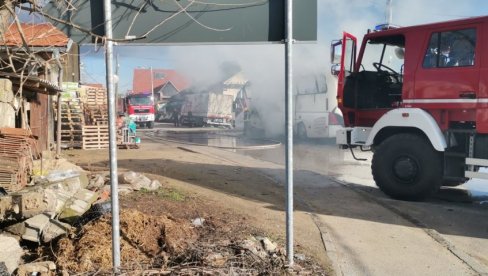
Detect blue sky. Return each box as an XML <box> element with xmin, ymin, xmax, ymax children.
<box><xmin>80</xmin><ymin>0</ymin><xmax>488</xmax><ymax>94</ymax></box>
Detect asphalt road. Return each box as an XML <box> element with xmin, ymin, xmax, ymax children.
<box><xmin>146</xmin><ymin>123</ymin><xmax>488</xmax><ymax>275</ymax></box>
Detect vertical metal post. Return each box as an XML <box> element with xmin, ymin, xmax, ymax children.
<box><xmin>285</xmin><ymin>0</ymin><xmax>294</xmax><ymax>267</ymax></box>
<box><xmin>103</xmin><ymin>0</ymin><xmax>121</xmax><ymax>271</ymax></box>
<box><xmin>55</xmin><ymin>52</ymin><xmax>63</xmax><ymax>157</ymax></box>
<box><xmin>386</xmin><ymin>0</ymin><xmax>393</xmax><ymax>25</ymax></box>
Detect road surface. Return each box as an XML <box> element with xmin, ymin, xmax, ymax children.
<box><xmin>141</xmin><ymin>123</ymin><xmax>488</xmax><ymax>275</ymax></box>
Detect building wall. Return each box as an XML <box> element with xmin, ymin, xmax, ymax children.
<box><xmin>0</xmin><ymin>79</ymin><xmax>16</xmax><ymax>128</ymax></box>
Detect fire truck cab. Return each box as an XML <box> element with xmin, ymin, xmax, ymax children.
<box><xmin>331</xmin><ymin>16</ymin><xmax>488</xmax><ymax>200</ymax></box>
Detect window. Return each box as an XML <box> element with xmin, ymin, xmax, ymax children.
<box><xmin>423</xmin><ymin>28</ymin><xmax>476</xmax><ymax>68</ymax></box>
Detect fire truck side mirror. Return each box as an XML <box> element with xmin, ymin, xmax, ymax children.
<box><xmin>331</xmin><ymin>64</ymin><xmax>341</xmax><ymax>76</ymax></box>
<box><xmin>330</xmin><ymin>39</ymin><xmax>343</xmax><ymax>64</ymax></box>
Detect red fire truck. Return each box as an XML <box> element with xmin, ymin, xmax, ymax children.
<box><xmin>331</xmin><ymin>16</ymin><xmax>488</xmax><ymax>200</ymax></box>
<box><xmin>124</xmin><ymin>93</ymin><xmax>155</xmax><ymax>129</ymax></box>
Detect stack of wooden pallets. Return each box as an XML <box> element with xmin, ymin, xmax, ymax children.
<box><xmin>58</xmin><ymin>99</ymin><xmax>85</xmax><ymax>149</ymax></box>
<box><xmin>79</xmin><ymin>87</ymin><xmax>110</xmax><ymax>149</ymax></box>
<box><xmin>82</xmin><ymin>125</ymin><xmax>109</xmax><ymax>150</ymax></box>
<box><xmin>84</xmin><ymin>87</ymin><xmax>109</xmax><ymax>126</ymax></box>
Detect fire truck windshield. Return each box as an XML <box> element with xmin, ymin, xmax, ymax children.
<box><xmin>129</xmin><ymin>96</ymin><xmax>152</xmax><ymax>106</ymax></box>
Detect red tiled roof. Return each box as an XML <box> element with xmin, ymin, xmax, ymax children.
<box><xmin>2</xmin><ymin>23</ymin><xmax>69</xmax><ymax>47</ymax></box>
<box><xmin>132</xmin><ymin>69</ymin><xmax>189</xmax><ymax>94</ymax></box>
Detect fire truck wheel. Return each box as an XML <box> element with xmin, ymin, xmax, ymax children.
<box><xmin>147</xmin><ymin>121</ymin><xmax>155</xmax><ymax>129</ymax></box>
<box><xmin>372</xmin><ymin>133</ymin><xmax>442</xmax><ymax>201</ymax></box>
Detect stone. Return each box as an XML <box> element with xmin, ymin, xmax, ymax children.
<box><xmin>118</xmin><ymin>184</ymin><xmax>134</xmax><ymax>195</ymax></box>
<box><xmin>191</xmin><ymin>218</ymin><xmax>205</xmax><ymax>227</ymax></box>
<box><xmin>204</xmin><ymin>253</ymin><xmax>227</xmax><ymax>267</ymax></box>
<box><xmin>88</xmin><ymin>174</ymin><xmax>106</xmax><ymax>189</ymax></box>
<box><xmin>148</xmin><ymin>180</ymin><xmax>162</xmax><ymax>191</ymax></box>
<box><xmin>16</xmin><ymin>261</ymin><xmax>56</xmax><ymax>276</ymax></box>
<box><xmin>0</xmin><ymin>235</ymin><xmax>23</xmax><ymax>274</ymax></box>
<box><xmin>42</xmin><ymin>219</ymin><xmax>70</xmax><ymax>243</ymax></box>
<box><xmin>0</xmin><ymin>195</ymin><xmax>13</xmax><ymax>220</ymax></box>
<box><xmin>119</xmin><ymin>171</ymin><xmax>151</xmax><ymax>190</ymax></box>
<box><xmin>258</xmin><ymin>237</ymin><xmax>277</xmax><ymax>254</ymax></box>
<box><xmin>0</xmin><ymin>262</ymin><xmax>9</xmax><ymax>276</ymax></box>
<box><xmin>295</xmin><ymin>253</ymin><xmax>306</xmax><ymax>261</ymax></box>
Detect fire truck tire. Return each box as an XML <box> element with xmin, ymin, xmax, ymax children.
<box><xmin>147</xmin><ymin>121</ymin><xmax>154</xmax><ymax>129</ymax></box>
<box><xmin>372</xmin><ymin>133</ymin><xmax>442</xmax><ymax>201</ymax></box>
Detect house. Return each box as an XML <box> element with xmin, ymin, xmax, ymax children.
<box><xmin>132</xmin><ymin>68</ymin><xmax>189</xmax><ymax>103</ymax></box>
<box><xmin>0</xmin><ymin>22</ymin><xmax>79</xmax><ymax>151</ymax></box>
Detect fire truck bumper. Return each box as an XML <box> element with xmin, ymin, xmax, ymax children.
<box><xmin>336</xmin><ymin>127</ymin><xmax>372</xmax><ymax>147</ymax></box>
<box><xmin>129</xmin><ymin>114</ymin><xmax>155</xmax><ymax>122</ymax></box>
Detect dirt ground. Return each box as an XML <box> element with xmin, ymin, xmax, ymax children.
<box><xmin>61</xmin><ymin>139</ymin><xmax>332</xmax><ymax>274</ymax></box>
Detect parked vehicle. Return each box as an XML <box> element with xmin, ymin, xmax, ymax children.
<box><xmin>331</xmin><ymin>16</ymin><xmax>488</xmax><ymax>200</ymax></box>
<box><xmin>295</xmin><ymin>92</ymin><xmax>343</xmax><ymax>139</ymax></box>
<box><xmin>124</xmin><ymin>93</ymin><xmax>155</xmax><ymax>128</ymax></box>
<box><xmin>180</xmin><ymin>92</ymin><xmax>234</xmax><ymax>128</ymax></box>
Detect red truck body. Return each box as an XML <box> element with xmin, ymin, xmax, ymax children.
<box><xmin>332</xmin><ymin>15</ymin><xmax>488</xmax><ymax>200</ymax></box>
<box><xmin>125</xmin><ymin>93</ymin><xmax>155</xmax><ymax>129</ymax></box>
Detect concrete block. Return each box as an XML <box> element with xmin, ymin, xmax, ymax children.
<box><xmin>73</xmin><ymin>189</ymin><xmax>98</xmax><ymax>203</ymax></box>
<box><xmin>12</xmin><ymin>190</ymin><xmax>47</xmax><ymax>218</ymax></box>
<box><xmin>0</xmin><ymin>235</ymin><xmax>24</xmax><ymax>274</ymax></box>
<box><xmin>46</xmin><ymin>170</ymin><xmax>80</xmax><ymax>184</ymax></box>
<box><xmin>22</xmin><ymin>213</ymin><xmax>53</xmax><ymax>242</ymax></box>
<box><xmin>42</xmin><ymin>219</ymin><xmax>70</xmax><ymax>243</ymax></box>
<box><xmin>24</xmin><ymin>213</ymin><xmax>53</xmax><ymax>229</ymax></box>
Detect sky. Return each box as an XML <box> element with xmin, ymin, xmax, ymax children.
<box><xmin>79</xmin><ymin>0</ymin><xmax>488</xmax><ymax>135</ymax></box>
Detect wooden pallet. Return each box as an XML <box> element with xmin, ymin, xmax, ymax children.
<box><xmin>82</xmin><ymin>125</ymin><xmax>109</xmax><ymax>150</ymax></box>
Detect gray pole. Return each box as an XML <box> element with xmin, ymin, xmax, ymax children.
<box><xmin>55</xmin><ymin>50</ymin><xmax>63</xmax><ymax>157</ymax></box>
<box><xmin>103</xmin><ymin>0</ymin><xmax>121</xmax><ymax>271</ymax></box>
<box><xmin>285</xmin><ymin>0</ymin><xmax>294</xmax><ymax>266</ymax></box>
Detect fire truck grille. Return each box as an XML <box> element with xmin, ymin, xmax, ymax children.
<box><xmin>135</xmin><ymin>109</ymin><xmax>150</xmax><ymax>113</ymax></box>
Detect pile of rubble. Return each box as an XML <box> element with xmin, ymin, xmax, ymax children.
<box><xmin>0</xmin><ymin>166</ymin><xmax>161</xmax><ymax>275</ymax></box>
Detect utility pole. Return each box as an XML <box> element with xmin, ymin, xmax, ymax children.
<box><xmin>103</xmin><ymin>0</ymin><xmax>121</xmax><ymax>272</ymax></box>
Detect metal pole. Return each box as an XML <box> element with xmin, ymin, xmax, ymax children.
<box><xmin>285</xmin><ymin>0</ymin><xmax>294</xmax><ymax>267</ymax></box>
<box><xmin>103</xmin><ymin>0</ymin><xmax>121</xmax><ymax>271</ymax></box>
<box><xmin>55</xmin><ymin>52</ymin><xmax>63</xmax><ymax>157</ymax></box>
<box><xmin>150</xmin><ymin>66</ymin><xmax>154</xmax><ymax>106</ymax></box>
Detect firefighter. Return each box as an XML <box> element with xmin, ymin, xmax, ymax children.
<box><xmin>172</xmin><ymin>108</ymin><xmax>180</xmax><ymax>127</ymax></box>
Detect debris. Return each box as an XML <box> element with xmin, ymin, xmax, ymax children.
<box><xmin>59</xmin><ymin>189</ymin><xmax>98</xmax><ymax>223</ymax></box>
<box><xmin>295</xmin><ymin>253</ymin><xmax>306</xmax><ymax>261</ymax></box>
<box><xmin>46</xmin><ymin>170</ymin><xmax>80</xmax><ymax>184</ymax></box>
<box><xmin>257</xmin><ymin>236</ymin><xmax>278</xmax><ymax>254</ymax></box>
<box><xmin>119</xmin><ymin>171</ymin><xmax>160</xmax><ymax>191</ymax></box>
<box><xmin>191</xmin><ymin>217</ymin><xmax>205</xmax><ymax>227</ymax></box>
<box><xmin>42</xmin><ymin>219</ymin><xmax>71</xmax><ymax>243</ymax></box>
<box><xmin>204</xmin><ymin>253</ymin><xmax>227</xmax><ymax>267</ymax></box>
<box><xmin>22</xmin><ymin>213</ymin><xmax>54</xmax><ymax>242</ymax></box>
<box><xmin>11</xmin><ymin>190</ymin><xmax>47</xmax><ymax>219</ymax></box>
<box><xmin>0</xmin><ymin>262</ymin><xmax>8</xmax><ymax>276</ymax></box>
<box><xmin>0</xmin><ymin>195</ymin><xmax>14</xmax><ymax>220</ymax></box>
<box><xmin>0</xmin><ymin>235</ymin><xmax>23</xmax><ymax>274</ymax></box>
<box><xmin>88</xmin><ymin>174</ymin><xmax>105</xmax><ymax>189</ymax></box>
<box><xmin>16</xmin><ymin>261</ymin><xmax>56</xmax><ymax>276</ymax></box>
